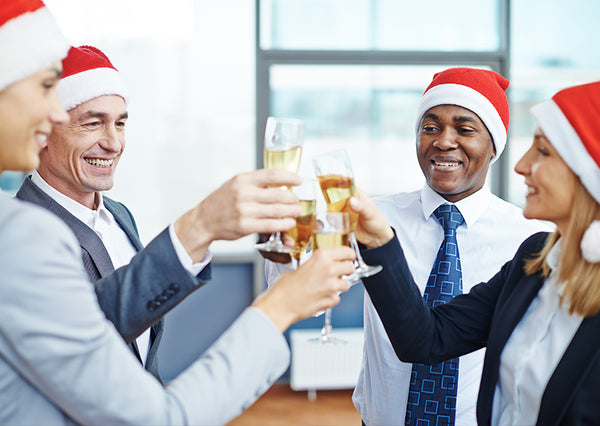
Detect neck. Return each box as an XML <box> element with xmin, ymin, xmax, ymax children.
<box><xmin>36</xmin><ymin>170</ymin><xmax>98</xmax><ymax>210</ymax></box>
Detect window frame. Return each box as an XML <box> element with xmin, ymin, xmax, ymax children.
<box><xmin>255</xmin><ymin>0</ymin><xmax>511</xmax><ymax>198</ymax></box>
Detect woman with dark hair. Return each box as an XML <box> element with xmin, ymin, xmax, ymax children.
<box><xmin>352</xmin><ymin>81</ymin><xmax>600</xmax><ymax>425</ymax></box>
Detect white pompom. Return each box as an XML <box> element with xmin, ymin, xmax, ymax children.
<box><xmin>581</xmin><ymin>220</ymin><xmax>600</xmax><ymax>263</ymax></box>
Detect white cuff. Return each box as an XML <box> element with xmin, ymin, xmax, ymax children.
<box><xmin>168</xmin><ymin>223</ymin><xmax>212</xmax><ymax>276</ymax></box>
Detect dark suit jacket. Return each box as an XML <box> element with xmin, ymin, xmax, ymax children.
<box><xmin>16</xmin><ymin>176</ymin><xmax>211</xmax><ymax>380</ymax></box>
<box><xmin>361</xmin><ymin>231</ymin><xmax>600</xmax><ymax>426</ymax></box>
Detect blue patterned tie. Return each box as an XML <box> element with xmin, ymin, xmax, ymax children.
<box><xmin>405</xmin><ymin>204</ymin><xmax>464</xmax><ymax>426</ymax></box>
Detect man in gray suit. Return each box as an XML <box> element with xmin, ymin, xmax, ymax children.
<box><xmin>16</xmin><ymin>44</ymin><xmax>295</xmax><ymax>381</ymax></box>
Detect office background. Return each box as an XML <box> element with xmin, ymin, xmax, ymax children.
<box><xmin>4</xmin><ymin>0</ymin><xmax>599</xmax><ymax>382</ymax></box>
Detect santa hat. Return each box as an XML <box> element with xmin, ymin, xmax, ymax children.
<box><xmin>58</xmin><ymin>45</ymin><xmax>128</xmax><ymax>111</ymax></box>
<box><xmin>415</xmin><ymin>67</ymin><xmax>510</xmax><ymax>163</ymax></box>
<box><xmin>0</xmin><ymin>0</ymin><xmax>69</xmax><ymax>92</ymax></box>
<box><xmin>531</xmin><ymin>81</ymin><xmax>600</xmax><ymax>263</ymax></box>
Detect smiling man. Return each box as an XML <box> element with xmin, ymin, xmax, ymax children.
<box><xmin>15</xmin><ymin>45</ymin><xmax>304</xmax><ymax>382</ymax></box>
<box><xmin>353</xmin><ymin>68</ymin><xmax>549</xmax><ymax>426</ymax></box>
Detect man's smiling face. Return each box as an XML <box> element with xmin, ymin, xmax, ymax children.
<box><xmin>38</xmin><ymin>94</ymin><xmax>127</xmax><ymax>209</ymax></box>
<box><xmin>417</xmin><ymin>104</ymin><xmax>496</xmax><ymax>203</ymax></box>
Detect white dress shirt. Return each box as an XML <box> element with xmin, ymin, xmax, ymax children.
<box><xmin>492</xmin><ymin>239</ymin><xmax>583</xmax><ymax>425</ymax></box>
<box><xmin>353</xmin><ymin>184</ymin><xmax>551</xmax><ymax>426</ymax></box>
<box><xmin>30</xmin><ymin>171</ymin><xmax>211</xmax><ymax>365</ymax></box>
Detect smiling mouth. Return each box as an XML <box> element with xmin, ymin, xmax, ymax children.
<box><xmin>432</xmin><ymin>160</ymin><xmax>461</xmax><ymax>168</ymax></box>
<box><xmin>85</xmin><ymin>158</ymin><xmax>114</xmax><ymax>168</ymax></box>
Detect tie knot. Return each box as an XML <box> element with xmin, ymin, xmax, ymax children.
<box><xmin>434</xmin><ymin>204</ymin><xmax>464</xmax><ymax>232</ymax></box>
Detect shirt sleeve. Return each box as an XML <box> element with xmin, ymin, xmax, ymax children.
<box><xmin>168</xmin><ymin>222</ymin><xmax>212</xmax><ymax>276</ymax></box>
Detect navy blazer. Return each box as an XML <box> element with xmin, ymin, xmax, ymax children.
<box><xmin>16</xmin><ymin>176</ymin><xmax>211</xmax><ymax>380</ymax></box>
<box><xmin>361</xmin><ymin>231</ymin><xmax>600</xmax><ymax>425</ymax></box>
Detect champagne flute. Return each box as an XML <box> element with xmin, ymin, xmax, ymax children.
<box><xmin>287</xmin><ymin>178</ymin><xmax>317</xmax><ymax>264</ymax></box>
<box><xmin>311</xmin><ymin>211</ymin><xmax>351</xmax><ymax>344</ymax></box>
<box><xmin>255</xmin><ymin>117</ymin><xmax>304</xmax><ymax>253</ymax></box>
<box><xmin>313</xmin><ymin>149</ymin><xmax>383</xmax><ymax>282</ymax></box>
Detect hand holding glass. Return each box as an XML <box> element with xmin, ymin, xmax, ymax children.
<box><xmin>313</xmin><ymin>149</ymin><xmax>382</xmax><ymax>282</ymax></box>
<box><xmin>255</xmin><ymin>117</ymin><xmax>304</xmax><ymax>253</ymax></box>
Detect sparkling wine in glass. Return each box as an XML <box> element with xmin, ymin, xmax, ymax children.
<box><xmin>286</xmin><ymin>178</ymin><xmax>317</xmax><ymax>263</ymax></box>
<box><xmin>255</xmin><ymin>117</ymin><xmax>304</xmax><ymax>253</ymax></box>
<box><xmin>310</xmin><ymin>211</ymin><xmax>351</xmax><ymax>344</ymax></box>
<box><xmin>313</xmin><ymin>149</ymin><xmax>383</xmax><ymax>282</ymax></box>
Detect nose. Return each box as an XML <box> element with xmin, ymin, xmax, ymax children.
<box><xmin>514</xmin><ymin>148</ymin><xmax>531</xmax><ymax>176</ymax></box>
<box><xmin>433</xmin><ymin>127</ymin><xmax>458</xmax><ymax>150</ymax></box>
<box><xmin>100</xmin><ymin>125</ymin><xmax>125</xmax><ymax>153</ymax></box>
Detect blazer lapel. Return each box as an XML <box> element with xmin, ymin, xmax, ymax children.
<box><xmin>478</xmin><ymin>271</ymin><xmax>546</xmax><ymax>425</ymax></box>
<box><xmin>16</xmin><ymin>177</ymin><xmax>115</xmax><ymax>277</ymax></box>
<box><xmin>493</xmin><ymin>272</ymin><xmax>546</xmax><ymax>351</ymax></box>
<box><xmin>104</xmin><ymin>199</ymin><xmax>144</xmax><ymax>252</ymax></box>
<box><xmin>537</xmin><ymin>313</ymin><xmax>600</xmax><ymax>425</ymax></box>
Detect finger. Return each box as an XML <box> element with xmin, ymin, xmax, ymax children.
<box><xmin>316</xmin><ymin>246</ymin><xmax>356</xmax><ymax>262</ymax></box>
<box><xmin>251</xmin><ymin>169</ymin><xmax>302</xmax><ymax>188</ymax></box>
<box><xmin>243</xmin><ymin>217</ymin><xmax>297</xmax><ymax>235</ymax></box>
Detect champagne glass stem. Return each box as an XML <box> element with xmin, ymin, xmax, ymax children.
<box><xmin>347</xmin><ymin>232</ymin><xmax>383</xmax><ymax>282</ymax></box>
<box><xmin>321</xmin><ymin>308</ymin><xmax>333</xmax><ymax>341</ymax></box>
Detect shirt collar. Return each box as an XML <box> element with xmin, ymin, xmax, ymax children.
<box><xmin>420</xmin><ymin>183</ymin><xmax>492</xmax><ymax>228</ymax></box>
<box><xmin>30</xmin><ymin>170</ymin><xmax>114</xmax><ymax>230</ymax></box>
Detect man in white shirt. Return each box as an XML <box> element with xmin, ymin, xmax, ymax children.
<box><xmin>16</xmin><ymin>45</ymin><xmax>301</xmax><ymax>381</ymax></box>
<box><xmin>352</xmin><ymin>68</ymin><xmax>550</xmax><ymax>425</ymax></box>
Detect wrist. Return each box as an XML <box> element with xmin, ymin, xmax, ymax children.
<box><xmin>174</xmin><ymin>208</ymin><xmax>213</xmax><ymax>263</ymax></box>
<box><xmin>365</xmin><ymin>226</ymin><xmax>395</xmax><ymax>249</ymax></box>
<box><xmin>252</xmin><ymin>296</ymin><xmax>296</xmax><ymax>333</ymax></box>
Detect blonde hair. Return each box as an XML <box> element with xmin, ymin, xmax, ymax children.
<box><xmin>524</xmin><ymin>179</ymin><xmax>600</xmax><ymax>317</ymax></box>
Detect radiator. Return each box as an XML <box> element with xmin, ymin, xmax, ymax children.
<box><xmin>289</xmin><ymin>327</ymin><xmax>364</xmax><ymax>391</ymax></box>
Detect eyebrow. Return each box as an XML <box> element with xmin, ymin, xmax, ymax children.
<box><xmin>78</xmin><ymin>110</ymin><xmax>129</xmax><ymax>121</ymax></box>
<box><xmin>422</xmin><ymin>113</ymin><xmax>478</xmax><ymax>124</ymax></box>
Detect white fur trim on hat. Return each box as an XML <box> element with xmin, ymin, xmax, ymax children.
<box><xmin>581</xmin><ymin>220</ymin><xmax>600</xmax><ymax>263</ymax></box>
<box><xmin>532</xmin><ymin>100</ymin><xmax>600</xmax><ymax>206</ymax></box>
<box><xmin>415</xmin><ymin>83</ymin><xmax>507</xmax><ymax>164</ymax></box>
<box><xmin>58</xmin><ymin>67</ymin><xmax>129</xmax><ymax>111</ymax></box>
<box><xmin>0</xmin><ymin>7</ymin><xmax>69</xmax><ymax>92</ymax></box>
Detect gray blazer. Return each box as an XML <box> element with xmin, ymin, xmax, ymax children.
<box><xmin>16</xmin><ymin>176</ymin><xmax>211</xmax><ymax>380</ymax></box>
<box><xmin>0</xmin><ymin>193</ymin><xmax>289</xmax><ymax>425</ymax></box>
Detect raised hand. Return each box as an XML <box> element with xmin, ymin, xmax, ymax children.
<box><xmin>252</xmin><ymin>245</ymin><xmax>356</xmax><ymax>332</ymax></box>
<box><xmin>174</xmin><ymin>169</ymin><xmax>302</xmax><ymax>263</ymax></box>
<box><xmin>349</xmin><ymin>189</ymin><xmax>395</xmax><ymax>249</ymax></box>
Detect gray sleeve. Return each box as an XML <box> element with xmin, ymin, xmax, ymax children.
<box><xmin>0</xmin><ymin>203</ymin><xmax>289</xmax><ymax>425</ymax></box>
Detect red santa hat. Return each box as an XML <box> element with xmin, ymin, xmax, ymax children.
<box><xmin>58</xmin><ymin>45</ymin><xmax>129</xmax><ymax>111</ymax></box>
<box><xmin>531</xmin><ymin>81</ymin><xmax>600</xmax><ymax>262</ymax></box>
<box><xmin>0</xmin><ymin>0</ymin><xmax>69</xmax><ymax>92</ymax></box>
<box><xmin>415</xmin><ymin>67</ymin><xmax>510</xmax><ymax>163</ymax></box>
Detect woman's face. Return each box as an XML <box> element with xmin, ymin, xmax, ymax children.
<box><xmin>0</xmin><ymin>62</ymin><xmax>68</xmax><ymax>174</ymax></box>
<box><xmin>514</xmin><ymin>126</ymin><xmax>578</xmax><ymax>233</ymax></box>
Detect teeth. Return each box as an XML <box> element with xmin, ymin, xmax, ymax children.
<box><xmin>37</xmin><ymin>134</ymin><xmax>47</xmax><ymax>143</ymax></box>
<box><xmin>85</xmin><ymin>158</ymin><xmax>113</xmax><ymax>168</ymax></box>
<box><xmin>527</xmin><ymin>186</ymin><xmax>536</xmax><ymax>194</ymax></box>
<box><xmin>434</xmin><ymin>161</ymin><xmax>459</xmax><ymax>167</ymax></box>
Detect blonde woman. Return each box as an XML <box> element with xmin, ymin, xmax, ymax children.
<box><xmin>352</xmin><ymin>81</ymin><xmax>600</xmax><ymax>425</ymax></box>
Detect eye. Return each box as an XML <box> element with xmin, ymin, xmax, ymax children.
<box><xmin>42</xmin><ymin>79</ymin><xmax>57</xmax><ymax>91</ymax></box>
<box><xmin>83</xmin><ymin>121</ymin><xmax>101</xmax><ymax>128</ymax></box>
<box><xmin>421</xmin><ymin>124</ymin><xmax>439</xmax><ymax>133</ymax></box>
<box><xmin>457</xmin><ymin>126</ymin><xmax>475</xmax><ymax>135</ymax></box>
<box><xmin>116</xmin><ymin>120</ymin><xmax>126</xmax><ymax>129</ymax></box>
<box><xmin>537</xmin><ymin>147</ymin><xmax>550</xmax><ymax>156</ymax></box>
